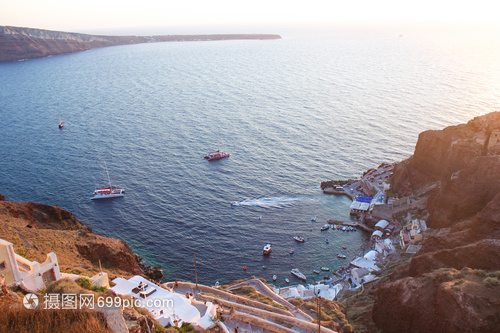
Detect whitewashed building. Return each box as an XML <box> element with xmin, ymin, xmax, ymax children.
<box><xmin>0</xmin><ymin>238</ymin><xmax>61</xmax><ymax>292</ymax></box>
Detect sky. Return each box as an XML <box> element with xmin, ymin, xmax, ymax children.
<box><xmin>1</xmin><ymin>0</ymin><xmax>500</xmax><ymax>35</ymax></box>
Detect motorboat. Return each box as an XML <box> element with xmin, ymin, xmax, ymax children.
<box><xmin>325</xmin><ymin>238</ymin><xmax>329</xmax><ymax>243</ymax></box>
<box><xmin>273</xmin><ymin>275</ymin><xmax>277</xmax><ymax>281</ymax></box>
<box><xmin>290</xmin><ymin>248</ymin><xmax>294</xmax><ymax>254</ymax></box>
<box><xmin>293</xmin><ymin>236</ymin><xmax>305</xmax><ymax>242</ymax></box>
<box><xmin>204</xmin><ymin>150</ymin><xmax>230</xmax><ymax>161</ymax></box>
<box><xmin>337</xmin><ymin>254</ymin><xmax>347</xmax><ymax>259</ymax></box>
<box><xmin>285</xmin><ymin>278</ymin><xmax>290</xmax><ymax>284</ymax></box>
<box><xmin>91</xmin><ymin>163</ymin><xmax>125</xmax><ymax>200</ymax></box>
<box><xmin>321</xmin><ymin>224</ymin><xmax>330</xmax><ymax>231</ymax></box>
<box><xmin>313</xmin><ymin>270</ymin><xmax>320</xmax><ymax>274</ymax></box>
<box><xmin>263</xmin><ymin>244</ymin><xmax>272</xmax><ymax>255</ymax></box>
<box><xmin>321</xmin><ymin>267</ymin><xmax>330</xmax><ymax>271</ymax></box>
<box><xmin>291</xmin><ymin>268</ymin><xmax>306</xmax><ymax>280</ymax></box>
<box><xmin>311</xmin><ymin>216</ymin><xmax>316</xmax><ymax>221</ymax></box>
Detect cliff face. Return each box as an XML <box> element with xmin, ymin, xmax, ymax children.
<box><xmin>393</xmin><ymin>111</ymin><xmax>500</xmax><ymax>228</ymax></box>
<box><xmin>0</xmin><ymin>197</ymin><xmax>142</xmax><ymax>277</ymax></box>
<box><xmin>373</xmin><ymin>112</ymin><xmax>500</xmax><ymax>332</ymax></box>
<box><xmin>0</xmin><ymin>26</ymin><xmax>281</xmax><ymax>62</ymax></box>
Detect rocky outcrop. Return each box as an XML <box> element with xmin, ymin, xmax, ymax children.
<box><xmin>0</xmin><ymin>200</ymin><xmax>91</xmax><ymax>231</ymax></box>
<box><xmin>393</xmin><ymin>111</ymin><xmax>500</xmax><ymax>228</ymax></box>
<box><xmin>373</xmin><ymin>267</ymin><xmax>500</xmax><ymax>333</ymax></box>
<box><xmin>373</xmin><ymin>112</ymin><xmax>500</xmax><ymax>332</ymax></box>
<box><xmin>0</xmin><ymin>196</ymin><xmax>143</xmax><ymax>278</ymax></box>
<box><xmin>0</xmin><ymin>26</ymin><xmax>281</xmax><ymax>62</ymax></box>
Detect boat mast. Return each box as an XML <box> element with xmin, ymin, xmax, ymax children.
<box><xmin>104</xmin><ymin>163</ymin><xmax>112</xmax><ymax>188</ymax></box>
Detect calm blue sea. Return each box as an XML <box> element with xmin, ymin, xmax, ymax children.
<box><xmin>1</xmin><ymin>28</ymin><xmax>499</xmax><ymax>285</ymax></box>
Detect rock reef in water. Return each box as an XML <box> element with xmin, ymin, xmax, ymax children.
<box><xmin>373</xmin><ymin>112</ymin><xmax>500</xmax><ymax>333</ymax></box>
<box><xmin>0</xmin><ymin>25</ymin><xmax>281</xmax><ymax>62</ymax></box>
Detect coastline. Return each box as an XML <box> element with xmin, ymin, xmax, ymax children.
<box><xmin>0</xmin><ymin>25</ymin><xmax>281</xmax><ymax>62</ymax></box>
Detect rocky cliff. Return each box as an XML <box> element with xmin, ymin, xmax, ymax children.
<box><xmin>0</xmin><ymin>26</ymin><xmax>281</xmax><ymax>62</ymax></box>
<box><xmin>372</xmin><ymin>112</ymin><xmax>500</xmax><ymax>332</ymax></box>
<box><xmin>0</xmin><ymin>195</ymin><xmax>143</xmax><ymax>278</ymax></box>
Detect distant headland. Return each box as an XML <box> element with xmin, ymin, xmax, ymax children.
<box><xmin>0</xmin><ymin>26</ymin><xmax>281</xmax><ymax>62</ymax></box>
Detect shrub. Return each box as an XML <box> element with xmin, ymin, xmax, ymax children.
<box><xmin>486</xmin><ymin>271</ymin><xmax>500</xmax><ymax>279</ymax></box>
<box><xmin>483</xmin><ymin>276</ymin><xmax>500</xmax><ymax>288</ymax></box>
<box><xmin>45</xmin><ymin>278</ymin><xmax>85</xmax><ymax>295</ymax></box>
<box><xmin>75</xmin><ymin>277</ymin><xmax>92</xmax><ymax>290</ymax></box>
<box><xmin>342</xmin><ymin>323</ymin><xmax>354</xmax><ymax>333</ymax></box>
<box><xmin>154</xmin><ymin>321</ymin><xmax>168</xmax><ymax>333</ymax></box>
<box><xmin>474</xmin><ymin>269</ymin><xmax>486</xmax><ymax>276</ymax></box>
<box><xmin>92</xmin><ymin>286</ymin><xmax>108</xmax><ymax>293</ymax></box>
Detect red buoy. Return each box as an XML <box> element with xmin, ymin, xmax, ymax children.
<box><xmin>243</xmin><ymin>266</ymin><xmax>247</xmax><ymax>271</ymax></box>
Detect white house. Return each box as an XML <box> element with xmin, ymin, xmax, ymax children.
<box><xmin>351</xmin><ymin>250</ymin><xmax>380</xmax><ymax>272</ymax></box>
<box><xmin>374</xmin><ymin>219</ymin><xmax>390</xmax><ymax>230</ymax></box>
<box><xmin>111</xmin><ymin>275</ymin><xmax>217</xmax><ymax>329</ymax></box>
<box><xmin>0</xmin><ymin>238</ymin><xmax>61</xmax><ymax>292</ymax></box>
<box><xmin>277</xmin><ymin>282</ymin><xmax>343</xmax><ymax>301</ymax></box>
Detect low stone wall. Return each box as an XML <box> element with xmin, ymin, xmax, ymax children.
<box><xmin>166</xmin><ymin>281</ymin><xmax>292</xmax><ymax>316</ymax></box>
<box><xmin>231</xmin><ymin>311</ymin><xmax>297</xmax><ymax>333</ymax></box>
<box><xmin>227</xmin><ymin>278</ymin><xmax>313</xmax><ymax>321</ymax></box>
<box><xmin>200</xmin><ymin>294</ymin><xmax>337</xmax><ymax>333</ymax></box>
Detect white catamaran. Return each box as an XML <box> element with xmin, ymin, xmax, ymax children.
<box><xmin>91</xmin><ymin>163</ymin><xmax>125</xmax><ymax>200</ymax></box>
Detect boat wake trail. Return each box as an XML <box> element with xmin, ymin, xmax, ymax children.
<box><xmin>230</xmin><ymin>196</ymin><xmax>315</xmax><ymax>208</ymax></box>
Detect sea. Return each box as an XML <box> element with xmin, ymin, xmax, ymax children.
<box><xmin>1</xmin><ymin>26</ymin><xmax>499</xmax><ymax>286</ymax></box>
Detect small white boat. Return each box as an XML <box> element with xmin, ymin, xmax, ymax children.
<box><xmin>332</xmin><ymin>224</ymin><xmax>337</xmax><ymax>229</ymax></box>
<box><xmin>291</xmin><ymin>268</ymin><xmax>306</xmax><ymax>280</ymax></box>
<box><xmin>263</xmin><ymin>244</ymin><xmax>272</xmax><ymax>255</ymax></box>
<box><xmin>321</xmin><ymin>267</ymin><xmax>330</xmax><ymax>271</ymax></box>
<box><xmin>337</xmin><ymin>254</ymin><xmax>347</xmax><ymax>259</ymax></box>
<box><xmin>342</xmin><ymin>226</ymin><xmax>347</xmax><ymax>231</ymax></box>
<box><xmin>273</xmin><ymin>275</ymin><xmax>277</xmax><ymax>281</ymax></box>
<box><xmin>311</xmin><ymin>216</ymin><xmax>316</xmax><ymax>221</ymax></box>
<box><xmin>321</xmin><ymin>224</ymin><xmax>329</xmax><ymax>231</ymax></box>
<box><xmin>91</xmin><ymin>163</ymin><xmax>125</xmax><ymax>200</ymax></box>
<box><xmin>294</xmin><ymin>236</ymin><xmax>305</xmax><ymax>242</ymax></box>
<box><xmin>285</xmin><ymin>278</ymin><xmax>290</xmax><ymax>284</ymax></box>
<box><xmin>313</xmin><ymin>270</ymin><xmax>320</xmax><ymax>274</ymax></box>
<box><xmin>290</xmin><ymin>248</ymin><xmax>294</xmax><ymax>254</ymax></box>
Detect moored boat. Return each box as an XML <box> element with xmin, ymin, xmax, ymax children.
<box><xmin>285</xmin><ymin>278</ymin><xmax>290</xmax><ymax>284</ymax></box>
<box><xmin>273</xmin><ymin>275</ymin><xmax>277</xmax><ymax>281</ymax></box>
<box><xmin>321</xmin><ymin>267</ymin><xmax>330</xmax><ymax>271</ymax></box>
<box><xmin>337</xmin><ymin>254</ymin><xmax>346</xmax><ymax>259</ymax></box>
<box><xmin>204</xmin><ymin>150</ymin><xmax>230</xmax><ymax>161</ymax></box>
<box><xmin>321</xmin><ymin>224</ymin><xmax>329</xmax><ymax>231</ymax></box>
<box><xmin>291</xmin><ymin>268</ymin><xmax>306</xmax><ymax>280</ymax></box>
<box><xmin>293</xmin><ymin>236</ymin><xmax>305</xmax><ymax>242</ymax></box>
<box><xmin>91</xmin><ymin>163</ymin><xmax>125</xmax><ymax>200</ymax></box>
<box><xmin>263</xmin><ymin>244</ymin><xmax>272</xmax><ymax>255</ymax></box>
<box><xmin>290</xmin><ymin>248</ymin><xmax>294</xmax><ymax>254</ymax></box>
<box><xmin>313</xmin><ymin>270</ymin><xmax>320</xmax><ymax>274</ymax></box>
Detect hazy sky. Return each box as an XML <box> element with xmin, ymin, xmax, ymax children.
<box><xmin>1</xmin><ymin>0</ymin><xmax>499</xmax><ymax>34</ymax></box>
